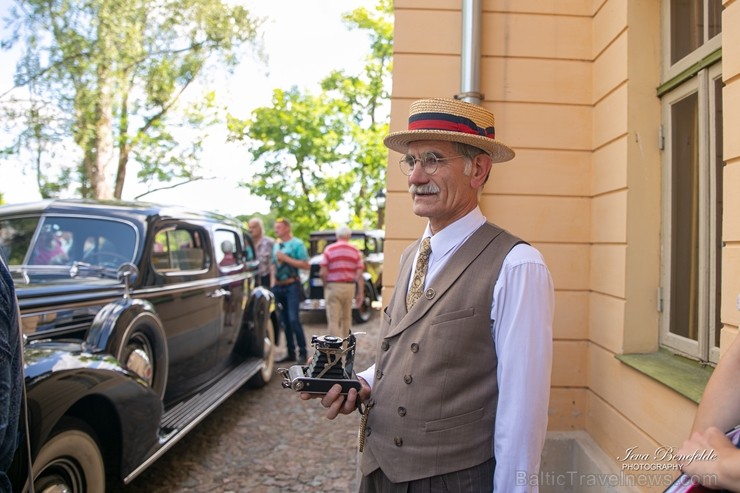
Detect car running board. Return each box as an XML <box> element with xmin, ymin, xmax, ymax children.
<box><xmin>124</xmin><ymin>357</ymin><xmax>264</xmax><ymax>484</ymax></box>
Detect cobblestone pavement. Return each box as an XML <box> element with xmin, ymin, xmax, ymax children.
<box><xmin>111</xmin><ymin>310</ymin><xmax>379</xmax><ymax>493</ymax></box>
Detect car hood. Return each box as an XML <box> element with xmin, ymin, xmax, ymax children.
<box><xmin>15</xmin><ymin>279</ymin><xmax>125</xmax><ymax>311</ymax></box>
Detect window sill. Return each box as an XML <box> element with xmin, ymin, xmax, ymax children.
<box><xmin>615</xmin><ymin>348</ymin><xmax>714</xmax><ymax>404</ymax></box>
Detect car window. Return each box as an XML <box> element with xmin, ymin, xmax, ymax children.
<box><xmin>0</xmin><ymin>217</ymin><xmax>39</xmax><ymax>265</ymax></box>
<box><xmin>151</xmin><ymin>227</ymin><xmax>208</xmax><ymax>273</ymax></box>
<box><xmin>1</xmin><ymin>215</ymin><xmax>137</xmax><ymax>268</ymax></box>
<box><xmin>214</xmin><ymin>229</ymin><xmax>244</xmax><ymax>270</ymax></box>
<box><xmin>348</xmin><ymin>238</ymin><xmax>366</xmax><ymax>254</ymax></box>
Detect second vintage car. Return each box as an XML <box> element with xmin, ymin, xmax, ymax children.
<box><xmin>300</xmin><ymin>228</ymin><xmax>383</xmax><ymax>323</ymax></box>
<box><xmin>0</xmin><ymin>199</ymin><xmax>278</xmax><ymax>492</ymax></box>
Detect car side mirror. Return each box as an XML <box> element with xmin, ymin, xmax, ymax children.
<box><xmin>117</xmin><ymin>262</ymin><xmax>139</xmax><ymax>299</ymax></box>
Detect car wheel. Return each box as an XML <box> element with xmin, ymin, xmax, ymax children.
<box><xmin>115</xmin><ymin>313</ymin><xmax>168</xmax><ymax>398</ymax></box>
<box><xmin>352</xmin><ymin>281</ymin><xmax>373</xmax><ymax>324</ymax></box>
<box><xmin>32</xmin><ymin>419</ymin><xmax>105</xmax><ymax>493</ymax></box>
<box><xmin>247</xmin><ymin>317</ymin><xmax>275</xmax><ymax>388</ymax></box>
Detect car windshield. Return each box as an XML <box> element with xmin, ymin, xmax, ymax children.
<box><xmin>0</xmin><ymin>215</ymin><xmax>138</xmax><ymax>270</ymax></box>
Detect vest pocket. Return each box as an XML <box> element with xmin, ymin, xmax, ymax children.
<box><xmin>430</xmin><ymin>307</ymin><xmax>475</xmax><ymax>325</ymax></box>
<box><xmin>424</xmin><ymin>407</ymin><xmax>484</xmax><ymax>432</ymax></box>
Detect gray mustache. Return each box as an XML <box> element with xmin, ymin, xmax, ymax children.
<box><xmin>409</xmin><ymin>183</ymin><xmax>440</xmax><ymax>194</ymax></box>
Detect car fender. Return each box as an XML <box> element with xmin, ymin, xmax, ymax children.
<box><xmin>85</xmin><ymin>298</ymin><xmax>156</xmax><ymax>351</ymax></box>
<box><xmin>85</xmin><ymin>297</ymin><xmax>169</xmax><ymax>396</ymax></box>
<box><xmin>20</xmin><ymin>344</ymin><xmax>162</xmax><ymax>484</ymax></box>
<box><xmin>239</xmin><ymin>286</ymin><xmax>275</xmax><ymax>357</ymax></box>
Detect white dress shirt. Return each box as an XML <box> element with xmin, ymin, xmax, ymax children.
<box><xmin>358</xmin><ymin>207</ymin><xmax>553</xmax><ymax>492</ymax></box>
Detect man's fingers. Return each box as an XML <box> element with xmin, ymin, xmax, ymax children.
<box><xmin>322</xmin><ymin>385</ymin><xmax>359</xmax><ymax>419</ymax></box>
<box><xmin>321</xmin><ymin>384</ymin><xmax>344</xmax><ymax>406</ymax></box>
<box><xmin>341</xmin><ymin>388</ymin><xmax>359</xmax><ymax>414</ymax></box>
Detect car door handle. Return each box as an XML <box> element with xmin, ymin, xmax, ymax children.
<box><xmin>208</xmin><ymin>289</ymin><xmax>230</xmax><ymax>298</ymax></box>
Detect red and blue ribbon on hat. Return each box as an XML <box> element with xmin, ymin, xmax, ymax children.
<box><xmin>408</xmin><ymin>112</ymin><xmax>495</xmax><ymax>139</ymax></box>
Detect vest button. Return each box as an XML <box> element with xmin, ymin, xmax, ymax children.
<box><xmin>381</xmin><ymin>341</ymin><xmax>390</xmax><ymax>351</ymax></box>
<box><xmin>410</xmin><ymin>343</ymin><xmax>419</xmax><ymax>353</ymax></box>
<box><xmin>394</xmin><ymin>436</ymin><xmax>403</xmax><ymax>447</ymax></box>
<box><xmin>375</xmin><ymin>369</ymin><xmax>383</xmax><ymax>380</ymax></box>
<box><xmin>403</xmin><ymin>374</ymin><xmax>413</xmax><ymax>384</ymax></box>
<box><xmin>398</xmin><ymin>407</ymin><xmax>406</xmax><ymax>417</ymax></box>
<box><xmin>425</xmin><ymin>288</ymin><xmax>435</xmax><ymax>299</ymax></box>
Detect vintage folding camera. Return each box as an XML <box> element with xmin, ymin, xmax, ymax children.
<box><xmin>278</xmin><ymin>333</ymin><xmax>362</xmax><ymax>395</ymax></box>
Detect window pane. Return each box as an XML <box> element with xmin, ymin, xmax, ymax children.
<box><xmin>215</xmin><ymin>229</ymin><xmax>242</xmax><ymax>268</ymax></box>
<box><xmin>708</xmin><ymin>0</ymin><xmax>722</xmax><ymax>39</ymax></box>
<box><xmin>670</xmin><ymin>92</ymin><xmax>699</xmax><ymax>340</ymax></box>
<box><xmin>0</xmin><ymin>217</ymin><xmax>40</xmax><ymax>265</ymax></box>
<box><xmin>671</xmin><ymin>0</ymin><xmax>703</xmax><ymax>64</ymax></box>
<box><xmin>153</xmin><ymin>228</ymin><xmax>206</xmax><ymax>272</ymax></box>
<box><xmin>713</xmin><ymin>76</ymin><xmax>723</xmax><ymax>348</ymax></box>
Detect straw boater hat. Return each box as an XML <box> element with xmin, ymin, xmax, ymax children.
<box><xmin>383</xmin><ymin>98</ymin><xmax>515</xmax><ymax>163</ymax></box>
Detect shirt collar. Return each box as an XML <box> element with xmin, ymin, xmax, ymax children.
<box><xmin>422</xmin><ymin>207</ymin><xmax>487</xmax><ymax>260</ymax></box>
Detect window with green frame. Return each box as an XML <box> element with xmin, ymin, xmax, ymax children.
<box><xmin>659</xmin><ymin>0</ymin><xmax>723</xmax><ymax>363</ymax></box>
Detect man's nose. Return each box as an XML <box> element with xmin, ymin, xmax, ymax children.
<box><xmin>408</xmin><ymin>163</ymin><xmax>429</xmax><ymax>183</ymax></box>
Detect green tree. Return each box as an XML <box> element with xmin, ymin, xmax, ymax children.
<box><xmin>227</xmin><ymin>0</ymin><xmax>392</xmax><ymax>238</ymax></box>
<box><xmin>1</xmin><ymin>0</ymin><xmax>264</xmax><ymax>199</ymax></box>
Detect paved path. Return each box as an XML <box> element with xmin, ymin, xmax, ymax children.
<box><xmin>112</xmin><ymin>311</ymin><xmax>379</xmax><ymax>493</ymax></box>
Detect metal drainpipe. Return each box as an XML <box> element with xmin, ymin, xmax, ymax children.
<box><xmin>457</xmin><ymin>0</ymin><xmax>483</xmax><ymax>104</ymax></box>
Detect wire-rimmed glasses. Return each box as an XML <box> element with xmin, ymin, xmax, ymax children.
<box><xmin>399</xmin><ymin>152</ymin><xmax>464</xmax><ymax>176</ymax></box>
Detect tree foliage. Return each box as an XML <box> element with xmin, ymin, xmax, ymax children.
<box><xmin>1</xmin><ymin>0</ymin><xmax>264</xmax><ymax>199</ymax></box>
<box><xmin>227</xmin><ymin>0</ymin><xmax>392</xmax><ymax>239</ymax></box>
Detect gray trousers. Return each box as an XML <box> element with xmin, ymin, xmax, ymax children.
<box><xmin>359</xmin><ymin>457</ymin><xmax>495</xmax><ymax>493</ymax></box>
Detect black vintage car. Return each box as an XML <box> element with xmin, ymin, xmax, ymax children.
<box><xmin>300</xmin><ymin>229</ymin><xmax>383</xmax><ymax>323</ymax></box>
<box><xmin>0</xmin><ymin>199</ymin><xmax>278</xmax><ymax>492</ymax></box>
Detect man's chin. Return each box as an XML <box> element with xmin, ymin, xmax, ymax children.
<box><xmin>412</xmin><ymin>198</ymin><xmax>436</xmax><ymax>216</ymax></box>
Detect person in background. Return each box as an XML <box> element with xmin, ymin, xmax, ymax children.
<box><xmin>219</xmin><ymin>240</ymin><xmax>236</xmax><ymax>267</ymax></box>
<box><xmin>675</xmin><ymin>337</ymin><xmax>740</xmax><ymax>491</ymax></box>
<box><xmin>320</xmin><ymin>225</ymin><xmax>363</xmax><ymax>339</ymax></box>
<box><xmin>0</xmin><ymin>253</ymin><xmax>23</xmax><ymax>492</ymax></box>
<box><xmin>249</xmin><ymin>218</ymin><xmax>275</xmax><ymax>288</ymax></box>
<box><xmin>31</xmin><ymin>226</ymin><xmax>68</xmax><ymax>265</ymax></box>
<box><xmin>272</xmin><ymin>218</ymin><xmax>310</xmax><ymax>365</ymax></box>
<box><xmin>304</xmin><ymin>98</ymin><xmax>554</xmax><ymax>492</ymax></box>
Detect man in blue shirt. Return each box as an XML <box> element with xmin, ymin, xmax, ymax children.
<box><xmin>272</xmin><ymin>218</ymin><xmax>310</xmax><ymax>365</ymax></box>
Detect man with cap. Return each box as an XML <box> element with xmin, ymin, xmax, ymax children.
<box><xmin>304</xmin><ymin>98</ymin><xmax>554</xmax><ymax>492</ymax></box>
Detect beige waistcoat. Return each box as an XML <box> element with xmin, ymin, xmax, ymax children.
<box><xmin>360</xmin><ymin>222</ymin><xmax>522</xmax><ymax>482</ymax></box>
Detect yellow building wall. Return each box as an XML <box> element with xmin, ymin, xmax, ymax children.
<box><xmin>722</xmin><ymin>0</ymin><xmax>740</xmax><ymax>353</ymax></box>
<box><xmin>386</xmin><ymin>0</ymin><xmax>740</xmax><ymax>491</ymax></box>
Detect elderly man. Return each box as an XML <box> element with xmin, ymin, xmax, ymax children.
<box><xmin>320</xmin><ymin>225</ymin><xmax>364</xmax><ymax>338</ymax></box>
<box><xmin>305</xmin><ymin>98</ymin><xmax>554</xmax><ymax>492</ymax></box>
<box><xmin>248</xmin><ymin>217</ymin><xmax>275</xmax><ymax>288</ymax></box>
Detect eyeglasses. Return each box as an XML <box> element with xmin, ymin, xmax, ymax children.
<box><xmin>399</xmin><ymin>152</ymin><xmax>464</xmax><ymax>176</ymax></box>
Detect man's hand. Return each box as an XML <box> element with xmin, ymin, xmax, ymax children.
<box><xmin>300</xmin><ymin>377</ymin><xmax>371</xmax><ymax>419</ymax></box>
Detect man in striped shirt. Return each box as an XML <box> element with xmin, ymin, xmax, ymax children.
<box><xmin>320</xmin><ymin>225</ymin><xmax>364</xmax><ymax>338</ymax></box>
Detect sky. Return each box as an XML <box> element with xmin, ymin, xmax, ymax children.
<box><xmin>0</xmin><ymin>0</ymin><xmax>378</xmax><ymax>217</ymax></box>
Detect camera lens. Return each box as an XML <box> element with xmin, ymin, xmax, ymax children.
<box><xmin>314</xmin><ymin>335</ymin><xmax>343</xmax><ymax>349</ymax></box>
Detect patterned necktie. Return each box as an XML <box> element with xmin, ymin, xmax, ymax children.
<box><xmin>406</xmin><ymin>237</ymin><xmax>432</xmax><ymax>311</ymax></box>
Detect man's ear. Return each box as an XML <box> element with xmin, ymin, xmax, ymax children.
<box><xmin>470</xmin><ymin>154</ymin><xmax>493</xmax><ymax>188</ymax></box>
